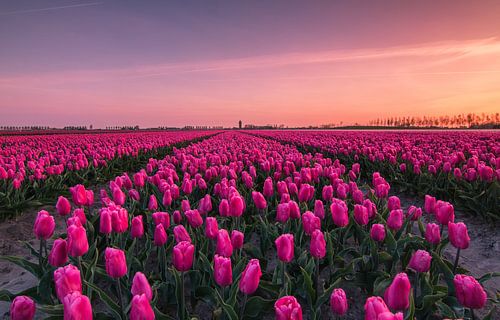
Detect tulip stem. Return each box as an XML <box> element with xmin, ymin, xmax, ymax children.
<box><xmin>116</xmin><ymin>278</ymin><xmax>125</xmax><ymax>319</ymax></box>
<box><xmin>414</xmin><ymin>272</ymin><xmax>419</xmax><ymax>300</ymax></box>
<box><xmin>470</xmin><ymin>308</ymin><xmax>475</xmax><ymax>320</ymax></box>
<box><xmin>240</xmin><ymin>294</ymin><xmax>248</xmax><ymax>319</ymax></box>
<box><xmin>315</xmin><ymin>258</ymin><xmax>320</xmax><ymax>294</ymax></box>
<box><xmin>453</xmin><ymin>248</ymin><xmax>461</xmax><ymax>273</ymax></box>
<box><xmin>281</xmin><ymin>261</ymin><xmax>286</xmax><ymax>294</ymax></box>
<box><xmin>180</xmin><ymin>271</ymin><xmax>186</xmax><ymax>320</ymax></box>
<box><xmin>38</xmin><ymin>239</ymin><xmax>44</xmax><ymax>268</ymax></box>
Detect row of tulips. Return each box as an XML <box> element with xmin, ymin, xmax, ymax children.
<box><xmin>0</xmin><ymin>131</ymin><xmax>215</xmax><ymax>216</ymax></box>
<box><xmin>1</xmin><ymin>131</ymin><xmax>497</xmax><ymax>319</ymax></box>
<box><xmin>252</xmin><ymin>130</ymin><xmax>500</xmax><ymax>219</ymax></box>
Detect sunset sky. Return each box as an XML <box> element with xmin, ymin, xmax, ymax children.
<box><xmin>1</xmin><ymin>0</ymin><xmax>500</xmax><ymax>128</ymax></box>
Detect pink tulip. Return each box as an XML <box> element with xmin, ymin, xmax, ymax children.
<box><xmin>364</xmin><ymin>296</ymin><xmax>391</xmax><ymax>320</ymax></box>
<box><xmin>274</xmin><ymin>296</ymin><xmax>303</xmax><ymax>320</ymax></box>
<box><xmin>111</xmin><ymin>207</ymin><xmax>129</xmax><ymax>233</ymax></box>
<box><xmin>370</xmin><ymin>224</ymin><xmax>386</xmax><ymax>242</ymax></box>
<box><xmin>313</xmin><ymin>200</ymin><xmax>325</xmax><ymax>219</ymax></box>
<box><xmin>239</xmin><ymin>259</ymin><xmax>262</xmax><ymax>295</ymax></box>
<box><xmin>229</xmin><ymin>195</ymin><xmax>244</xmax><ymax>217</ymax></box>
<box><xmin>62</xmin><ymin>292</ymin><xmax>93</xmax><ymax>320</ymax></box>
<box><xmin>173</xmin><ymin>210</ymin><xmax>182</xmax><ymax>224</ymax></box>
<box><xmin>205</xmin><ymin>217</ymin><xmax>219</xmax><ymax>239</ymax></box>
<box><xmin>152</xmin><ymin>211</ymin><xmax>170</xmax><ymax>229</ymax></box>
<box><xmin>154</xmin><ymin>224</ymin><xmax>167</xmax><ymax>246</ymax></box>
<box><xmin>131</xmin><ymin>215</ymin><xmax>144</xmax><ymax>239</ymax></box>
<box><xmin>330</xmin><ymin>199</ymin><xmax>349</xmax><ymax>227</ymax></box>
<box><xmin>263</xmin><ymin>178</ymin><xmax>274</xmax><ymax>198</ymax></box>
<box><xmin>252</xmin><ymin>191</ymin><xmax>267</xmax><ymax>210</ymax></box>
<box><xmin>99</xmin><ymin>208</ymin><xmax>112</xmax><ymax>234</ymax></box>
<box><xmin>112</xmin><ymin>187</ymin><xmax>126</xmax><ymax>206</ymax></box>
<box><xmin>54</xmin><ymin>264</ymin><xmax>82</xmax><ymax>302</ymax></box>
<box><xmin>301</xmin><ymin>211</ymin><xmax>320</xmax><ymax>235</ymax></box>
<box><xmin>310</xmin><ymin>229</ymin><xmax>326</xmax><ymax>259</ymax></box>
<box><xmin>424</xmin><ymin>195</ymin><xmax>436</xmax><ymax>214</ymax></box>
<box><xmin>48</xmin><ymin>238</ymin><xmax>68</xmax><ymax>267</ymax></box>
<box><xmin>435</xmin><ymin>201</ymin><xmax>454</xmax><ymax>226</ymax></box>
<box><xmin>425</xmin><ymin>223</ymin><xmax>441</xmax><ymax>245</ymax></box>
<box><xmin>407</xmin><ymin>206</ymin><xmax>422</xmax><ymax>221</ymax></box>
<box><xmin>214</xmin><ymin>254</ymin><xmax>233</xmax><ymax>287</ymax></box>
<box><xmin>276</xmin><ymin>203</ymin><xmax>290</xmax><ymax>223</ymax></box>
<box><xmin>448</xmin><ymin>222</ymin><xmax>470</xmax><ymax>249</ymax></box>
<box><xmin>408</xmin><ymin>250</ymin><xmax>431</xmax><ymax>273</ymax></box>
<box><xmin>70</xmin><ymin>184</ymin><xmax>87</xmax><ymax>206</ymax></box>
<box><xmin>454</xmin><ymin>274</ymin><xmax>487</xmax><ymax>309</ymax></box>
<box><xmin>231</xmin><ymin>230</ymin><xmax>244</xmax><ymax>249</ymax></box>
<box><xmin>387</xmin><ymin>196</ymin><xmax>400</xmax><ymax>211</ymax></box>
<box><xmin>330</xmin><ymin>288</ymin><xmax>348</xmax><ymax>316</ymax></box>
<box><xmin>131</xmin><ymin>272</ymin><xmax>153</xmax><ymax>301</ymax></box>
<box><xmin>387</xmin><ymin>209</ymin><xmax>403</xmax><ymax>231</ymax></box>
<box><xmin>33</xmin><ymin>210</ymin><xmax>55</xmax><ymax>240</ymax></box>
<box><xmin>56</xmin><ymin>196</ymin><xmax>72</xmax><ymax>216</ymax></box>
<box><xmin>384</xmin><ymin>273</ymin><xmax>411</xmax><ymax>311</ymax></box>
<box><xmin>173</xmin><ymin>225</ymin><xmax>192</xmax><ymax>243</ymax></box>
<box><xmin>10</xmin><ymin>296</ymin><xmax>36</xmax><ymax>320</ymax></box>
<box><xmin>148</xmin><ymin>194</ymin><xmax>158</xmax><ymax>211</ymax></box>
<box><xmin>130</xmin><ymin>294</ymin><xmax>155</xmax><ymax>320</ymax></box>
<box><xmin>275</xmin><ymin>234</ymin><xmax>294</xmax><ymax>263</ymax></box>
<box><xmin>173</xmin><ymin>241</ymin><xmax>195</xmax><ymax>272</ymax></box>
<box><xmin>105</xmin><ymin>247</ymin><xmax>127</xmax><ymax>278</ymax></box>
<box><xmin>288</xmin><ymin>201</ymin><xmax>300</xmax><ymax>219</ymax></box>
<box><xmin>67</xmin><ymin>224</ymin><xmax>88</xmax><ymax>257</ymax></box>
<box><xmin>354</xmin><ymin>204</ymin><xmax>369</xmax><ymax>226</ymax></box>
<box><xmin>216</xmin><ymin>229</ymin><xmax>233</xmax><ymax>257</ymax></box>
<box><xmin>185</xmin><ymin>209</ymin><xmax>203</xmax><ymax>228</ymax></box>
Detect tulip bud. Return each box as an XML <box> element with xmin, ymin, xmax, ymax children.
<box><xmin>130</xmin><ymin>294</ymin><xmax>155</xmax><ymax>320</ymax></box>
<box><xmin>62</xmin><ymin>292</ymin><xmax>92</xmax><ymax>320</ymax></box>
<box><xmin>33</xmin><ymin>210</ymin><xmax>55</xmax><ymax>240</ymax></box>
<box><xmin>131</xmin><ymin>272</ymin><xmax>153</xmax><ymax>301</ymax></box>
<box><xmin>425</xmin><ymin>223</ymin><xmax>441</xmax><ymax>245</ymax></box>
<box><xmin>173</xmin><ymin>225</ymin><xmax>191</xmax><ymax>243</ymax></box>
<box><xmin>185</xmin><ymin>209</ymin><xmax>203</xmax><ymax>228</ymax></box>
<box><xmin>313</xmin><ymin>200</ymin><xmax>325</xmax><ymax>219</ymax></box>
<box><xmin>407</xmin><ymin>206</ymin><xmax>422</xmax><ymax>221</ymax></box>
<box><xmin>288</xmin><ymin>201</ymin><xmax>300</xmax><ymax>219</ymax></box>
<box><xmin>252</xmin><ymin>191</ymin><xmax>267</xmax><ymax>210</ymax></box>
<box><xmin>105</xmin><ymin>247</ymin><xmax>127</xmax><ymax>278</ymax></box>
<box><xmin>424</xmin><ymin>195</ymin><xmax>436</xmax><ymax>214</ymax></box>
<box><xmin>263</xmin><ymin>178</ymin><xmax>274</xmax><ymax>198</ymax></box>
<box><xmin>301</xmin><ymin>211</ymin><xmax>320</xmax><ymax>235</ymax></box>
<box><xmin>231</xmin><ymin>230</ymin><xmax>244</xmax><ymax>249</ymax></box>
<box><xmin>148</xmin><ymin>195</ymin><xmax>158</xmax><ymax>211</ymax></box>
<box><xmin>152</xmin><ymin>211</ymin><xmax>171</xmax><ymax>229</ymax></box>
<box><xmin>54</xmin><ymin>264</ymin><xmax>82</xmax><ymax>302</ymax></box>
<box><xmin>276</xmin><ymin>203</ymin><xmax>290</xmax><ymax>223</ymax></box>
<box><xmin>154</xmin><ymin>224</ymin><xmax>167</xmax><ymax>246</ymax></box>
<box><xmin>408</xmin><ymin>250</ymin><xmax>431</xmax><ymax>273</ymax></box>
<box><xmin>330</xmin><ymin>199</ymin><xmax>349</xmax><ymax>227</ymax></box>
<box><xmin>229</xmin><ymin>195</ymin><xmax>244</xmax><ymax>217</ymax></box>
<box><xmin>364</xmin><ymin>296</ymin><xmax>391</xmax><ymax>320</ymax></box>
<box><xmin>275</xmin><ymin>234</ymin><xmax>294</xmax><ymax>263</ymax></box>
<box><xmin>387</xmin><ymin>196</ymin><xmax>400</xmax><ymax>211</ymax></box>
<box><xmin>384</xmin><ymin>273</ymin><xmax>411</xmax><ymax>311</ymax></box>
<box><xmin>448</xmin><ymin>222</ymin><xmax>470</xmax><ymax>249</ymax></box>
<box><xmin>387</xmin><ymin>209</ymin><xmax>403</xmax><ymax>231</ymax></box>
<box><xmin>10</xmin><ymin>296</ymin><xmax>36</xmax><ymax>320</ymax></box>
<box><xmin>56</xmin><ymin>196</ymin><xmax>72</xmax><ymax>216</ymax></box>
<box><xmin>330</xmin><ymin>288</ymin><xmax>348</xmax><ymax>316</ymax></box>
<box><xmin>214</xmin><ymin>254</ymin><xmax>233</xmax><ymax>287</ymax></box>
<box><xmin>131</xmin><ymin>215</ymin><xmax>144</xmax><ymax>239</ymax></box>
<box><xmin>111</xmin><ymin>207</ymin><xmax>129</xmax><ymax>233</ymax></box>
<box><xmin>70</xmin><ymin>184</ymin><xmax>87</xmax><ymax>207</ymax></box>
<box><xmin>112</xmin><ymin>188</ymin><xmax>126</xmax><ymax>206</ymax></box>
<box><xmin>67</xmin><ymin>224</ymin><xmax>88</xmax><ymax>257</ymax></box>
<box><xmin>310</xmin><ymin>229</ymin><xmax>326</xmax><ymax>259</ymax></box>
<box><xmin>370</xmin><ymin>224</ymin><xmax>386</xmax><ymax>242</ymax></box>
<box><xmin>216</xmin><ymin>229</ymin><xmax>233</xmax><ymax>257</ymax></box>
<box><xmin>274</xmin><ymin>296</ymin><xmax>303</xmax><ymax>320</ymax></box>
<box><xmin>435</xmin><ymin>201</ymin><xmax>454</xmax><ymax>226</ymax></box>
<box><xmin>205</xmin><ymin>217</ymin><xmax>219</xmax><ymax>239</ymax></box>
<box><xmin>219</xmin><ymin>199</ymin><xmax>230</xmax><ymax>217</ymax></box>
<box><xmin>239</xmin><ymin>259</ymin><xmax>262</xmax><ymax>295</ymax></box>
<box><xmin>173</xmin><ymin>210</ymin><xmax>182</xmax><ymax>224</ymax></box>
<box><xmin>354</xmin><ymin>204</ymin><xmax>369</xmax><ymax>226</ymax></box>
<box><xmin>173</xmin><ymin>241</ymin><xmax>195</xmax><ymax>272</ymax></box>
<box><xmin>48</xmin><ymin>238</ymin><xmax>68</xmax><ymax>267</ymax></box>
<box><xmin>99</xmin><ymin>208</ymin><xmax>112</xmax><ymax>234</ymax></box>
<box><xmin>453</xmin><ymin>274</ymin><xmax>487</xmax><ymax>309</ymax></box>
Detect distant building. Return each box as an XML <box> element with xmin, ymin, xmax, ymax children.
<box><xmin>239</xmin><ymin>120</ymin><xmax>242</xmax><ymax>129</ymax></box>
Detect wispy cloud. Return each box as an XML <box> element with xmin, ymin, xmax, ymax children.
<box><xmin>1</xmin><ymin>37</ymin><xmax>500</xmax><ymax>86</ymax></box>
<box><xmin>0</xmin><ymin>2</ymin><xmax>102</xmax><ymax>16</ymax></box>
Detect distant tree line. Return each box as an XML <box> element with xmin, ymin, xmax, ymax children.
<box><xmin>368</xmin><ymin>112</ymin><xmax>500</xmax><ymax>128</ymax></box>
<box><xmin>0</xmin><ymin>126</ymin><xmax>51</xmax><ymax>131</ymax></box>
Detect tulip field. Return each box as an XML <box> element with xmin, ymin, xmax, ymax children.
<box><xmin>0</xmin><ymin>130</ymin><xmax>499</xmax><ymax>320</ymax></box>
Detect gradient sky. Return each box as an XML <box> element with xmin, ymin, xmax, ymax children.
<box><xmin>1</xmin><ymin>0</ymin><xmax>500</xmax><ymax>128</ymax></box>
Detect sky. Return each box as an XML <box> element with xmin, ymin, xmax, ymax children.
<box><xmin>1</xmin><ymin>0</ymin><xmax>500</xmax><ymax>128</ymax></box>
